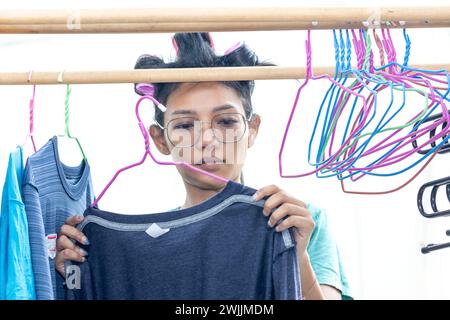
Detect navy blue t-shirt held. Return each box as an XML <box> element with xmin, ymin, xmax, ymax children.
<box><xmin>65</xmin><ymin>180</ymin><xmax>301</xmax><ymax>300</ymax></box>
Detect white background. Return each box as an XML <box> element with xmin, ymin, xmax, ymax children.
<box><xmin>0</xmin><ymin>0</ymin><xmax>449</xmax><ymax>299</ymax></box>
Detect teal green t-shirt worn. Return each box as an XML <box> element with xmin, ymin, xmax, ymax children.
<box><xmin>306</xmin><ymin>202</ymin><xmax>352</xmax><ymax>300</ymax></box>
<box><xmin>171</xmin><ymin>201</ymin><xmax>352</xmax><ymax>300</ymax></box>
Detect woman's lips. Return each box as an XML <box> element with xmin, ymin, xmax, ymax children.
<box><xmin>193</xmin><ymin>159</ymin><xmax>225</xmax><ymax>171</ymax></box>
<box><xmin>196</xmin><ymin>163</ymin><xmax>221</xmax><ymax>168</ymax></box>
<box><xmin>201</xmin><ymin>157</ymin><xmax>224</xmax><ymax>164</ymax></box>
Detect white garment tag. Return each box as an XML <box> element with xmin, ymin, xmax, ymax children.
<box><xmin>46</xmin><ymin>233</ymin><xmax>57</xmax><ymax>259</ymax></box>
<box><xmin>145</xmin><ymin>223</ymin><xmax>170</xmax><ymax>238</ymax></box>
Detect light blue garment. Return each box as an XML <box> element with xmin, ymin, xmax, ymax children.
<box><xmin>306</xmin><ymin>202</ymin><xmax>352</xmax><ymax>300</ymax></box>
<box><xmin>22</xmin><ymin>136</ymin><xmax>95</xmax><ymax>300</ymax></box>
<box><xmin>0</xmin><ymin>146</ymin><xmax>36</xmax><ymax>300</ymax></box>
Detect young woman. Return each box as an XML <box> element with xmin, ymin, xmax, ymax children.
<box><xmin>55</xmin><ymin>32</ymin><xmax>352</xmax><ymax>300</ymax></box>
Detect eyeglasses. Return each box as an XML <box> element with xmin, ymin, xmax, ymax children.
<box><xmin>156</xmin><ymin>112</ymin><xmax>252</xmax><ymax>148</ymax></box>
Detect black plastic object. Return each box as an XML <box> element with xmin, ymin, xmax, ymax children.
<box><xmin>417</xmin><ymin>176</ymin><xmax>450</xmax><ymax>218</ymax></box>
<box><xmin>421</xmin><ymin>231</ymin><xmax>450</xmax><ymax>254</ymax></box>
<box><xmin>412</xmin><ymin>111</ymin><xmax>450</xmax><ymax>155</ymax></box>
<box><xmin>421</xmin><ymin>241</ymin><xmax>450</xmax><ymax>254</ymax></box>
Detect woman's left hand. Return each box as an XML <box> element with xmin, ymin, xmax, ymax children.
<box><xmin>253</xmin><ymin>184</ymin><xmax>315</xmax><ymax>259</ymax></box>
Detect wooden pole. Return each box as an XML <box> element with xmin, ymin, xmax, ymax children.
<box><xmin>0</xmin><ymin>7</ymin><xmax>449</xmax><ymax>33</ymax></box>
<box><xmin>0</xmin><ymin>65</ymin><xmax>448</xmax><ymax>85</ymax></box>
<box><xmin>0</xmin><ymin>20</ymin><xmax>449</xmax><ymax>33</ymax></box>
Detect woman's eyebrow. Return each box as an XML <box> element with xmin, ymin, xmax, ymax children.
<box><xmin>170</xmin><ymin>109</ymin><xmax>196</xmax><ymax>116</ymax></box>
<box><xmin>212</xmin><ymin>104</ymin><xmax>237</xmax><ymax>113</ymax></box>
<box><xmin>170</xmin><ymin>104</ymin><xmax>237</xmax><ymax>116</ymax></box>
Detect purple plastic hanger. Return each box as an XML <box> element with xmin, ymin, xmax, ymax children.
<box><xmin>279</xmin><ymin>30</ymin><xmax>370</xmax><ymax>178</ymax></box>
<box><xmin>325</xmin><ymin>29</ymin><xmax>383</xmax><ymax>164</ymax></box>
<box><xmin>334</xmin><ymin>33</ymin><xmax>442</xmax><ymax>159</ymax></box>
<box><xmin>313</xmin><ymin>28</ymin><xmax>448</xmax><ymax>178</ymax></box>
<box><xmin>280</xmin><ymin>29</ymin><xmax>449</xmax><ymax>180</ymax></box>
<box><xmin>340</xmin><ymin>29</ymin><xmax>449</xmax><ymax>179</ymax></box>
<box><xmin>293</xmin><ymin>29</ymin><xmax>404</xmax><ymax>175</ymax></box>
<box><xmin>21</xmin><ymin>70</ymin><xmax>37</xmax><ymax>153</ymax></box>
<box><xmin>91</xmin><ymin>93</ymin><xmax>229</xmax><ymax>208</ymax></box>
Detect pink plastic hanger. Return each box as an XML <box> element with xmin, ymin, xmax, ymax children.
<box><xmin>280</xmin><ymin>29</ymin><xmax>449</xmax><ymax>181</ymax></box>
<box><xmin>21</xmin><ymin>70</ymin><xmax>37</xmax><ymax>153</ymax></box>
<box><xmin>340</xmin><ymin>28</ymin><xmax>449</xmax><ymax>178</ymax></box>
<box><xmin>306</xmin><ymin>28</ymin><xmax>448</xmax><ymax>178</ymax></box>
<box><xmin>90</xmin><ymin>93</ymin><xmax>229</xmax><ymax>208</ymax></box>
<box><xmin>328</xmin><ymin>29</ymin><xmax>446</xmax><ymax>172</ymax></box>
<box><xmin>279</xmin><ymin>30</ymin><xmax>370</xmax><ymax>178</ymax></box>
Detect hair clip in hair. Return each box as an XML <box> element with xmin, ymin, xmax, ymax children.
<box><xmin>136</xmin><ymin>83</ymin><xmax>166</xmax><ymax>112</ymax></box>
<box><xmin>171</xmin><ymin>36</ymin><xmax>180</xmax><ymax>56</ymax></box>
<box><xmin>136</xmin><ymin>83</ymin><xmax>155</xmax><ymax>96</ymax></box>
<box><xmin>224</xmin><ymin>41</ymin><xmax>243</xmax><ymax>55</ymax></box>
<box><xmin>207</xmin><ymin>33</ymin><xmax>215</xmax><ymax>50</ymax></box>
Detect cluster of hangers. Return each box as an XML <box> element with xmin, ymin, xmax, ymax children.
<box><xmin>279</xmin><ymin>27</ymin><xmax>450</xmax><ymax>196</ymax></box>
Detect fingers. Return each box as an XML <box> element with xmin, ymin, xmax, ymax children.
<box><xmin>252</xmin><ymin>184</ymin><xmax>281</xmax><ymax>201</ymax></box>
<box><xmin>56</xmin><ymin>235</ymin><xmax>88</xmax><ymax>257</ymax></box>
<box><xmin>267</xmin><ymin>203</ymin><xmax>312</xmax><ymax>228</ymax></box>
<box><xmin>274</xmin><ymin>215</ymin><xmax>315</xmax><ymax>234</ymax></box>
<box><xmin>253</xmin><ymin>184</ymin><xmax>312</xmax><ymax>235</ymax></box>
<box><xmin>253</xmin><ymin>184</ymin><xmax>307</xmax><ymax>209</ymax></box>
<box><xmin>55</xmin><ymin>245</ymin><xmax>86</xmax><ymax>278</ymax></box>
<box><xmin>59</xmin><ymin>223</ymin><xmax>89</xmax><ymax>246</ymax></box>
<box><xmin>65</xmin><ymin>215</ymin><xmax>85</xmax><ymax>227</ymax></box>
<box><xmin>262</xmin><ymin>191</ymin><xmax>307</xmax><ymax>216</ymax></box>
<box><xmin>58</xmin><ymin>248</ymin><xmax>86</xmax><ymax>263</ymax></box>
<box><xmin>55</xmin><ymin>215</ymin><xmax>88</xmax><ymax>278</ymax></box>
<box><xmin>55</xmin><ymin>231</ymin><xmax>88</xmax><ymax>278</ymax></box>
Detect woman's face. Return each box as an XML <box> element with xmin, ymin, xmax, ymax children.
<box><xmin>150</xmin><ymin>82</ymin><xmax>260</xmax><ymax>190</ymax></box>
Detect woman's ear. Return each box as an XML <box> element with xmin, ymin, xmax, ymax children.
<box><xmin>149</xmin><ymin>124</ymin><xmax>171</xmax><ymax>155</ymax></box>
<box><xmin>247</xmin><ymin>114</ymin><xmax>261</xmax><ymax>148</ymax></box>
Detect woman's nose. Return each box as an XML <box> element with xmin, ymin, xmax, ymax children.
<box><xmin>200</xmin><ymin>123</ymin><xmax>216</xmax><ymax>146</ymax></box>
<box><xmin>192</xmin><ymin>120</ymin><xmax>216</xmax><ymax>148</ymax></box>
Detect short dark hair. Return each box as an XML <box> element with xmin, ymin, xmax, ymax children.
<box><xmin>134</xmin><ymin>32</ymin><xmax>275</xmax><ymax>126</ymax></box>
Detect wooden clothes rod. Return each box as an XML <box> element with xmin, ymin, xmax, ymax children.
<box><xmin>0</xmin><ymin>7</ymin><xmax>449</xmax><ymax>33</ymax></box>
<box><xmin>1</xmin><ymin>21</ymin><xmax>450</xmax><ymax>33</ymax></box>
<box><xmin>0</xmin><ymin>65</ymin><xmax>448</xmax><ymax>85</ymax></box>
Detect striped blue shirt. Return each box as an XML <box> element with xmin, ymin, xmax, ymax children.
<box><xmin>22</xmin><ymin>136</ymin><xmax>95</xmax><ymax>300</ymax></box>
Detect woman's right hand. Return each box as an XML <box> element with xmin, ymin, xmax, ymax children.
<box><xmin>55</xmin><ymin>215</ymin><xmax>90</xmax><ymax>278</ymax></box>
